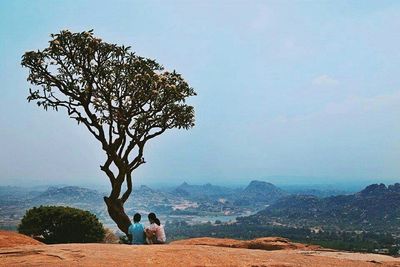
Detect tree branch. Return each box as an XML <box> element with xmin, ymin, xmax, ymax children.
<box><xmin>121</xmin><ymin>171</ymin><xmax>132</xmax><ymax>203</ymax></box>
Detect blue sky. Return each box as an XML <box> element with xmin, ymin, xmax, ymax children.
<box><xmin>0</xmin><ymin>0</ymin><xmax>399</xmax><ymax>187</ymax></box>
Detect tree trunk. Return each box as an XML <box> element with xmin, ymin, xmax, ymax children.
<box><xmin>103</xmin><ymin>196</ymin><xmax>131</xmax><ymax>235</ymax></box>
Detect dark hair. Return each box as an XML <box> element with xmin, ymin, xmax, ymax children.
<box><xmin>133</xmin><ymin>213</ymin><xmax>141</xmax><ymax>223</ymax></box>
<box><xmin>148</xmin><ymin>212</ymin><xmax>157</xmax><ymax>222</ymax></box>
<box><xmin>154</xmin><ymin>218</ymin><xmax>161</xmax><ymax>226</ymax></box>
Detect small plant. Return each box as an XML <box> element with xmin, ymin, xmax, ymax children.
<box><xmin>18</xmin><ymin>206</ymin><xmax>105</xmax><ymax>244</ymax></box>
<box><xmin>103</xmin><ymin>228</ymin><xmax>120</xmax><ymax>244</ymax></box>
<box><xmin>119</xmin><ymin>235</ymin><xmax>130</xmax><ymax>244</ymax></box>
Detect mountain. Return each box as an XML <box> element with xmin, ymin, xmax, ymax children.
<box><xmin>233</xmin><ymin>180</ymin><xmax>288</xmax><ymax>206</ymax></box>
<box><xmin>172</xmin><ymin>182</ymin><xmax>237</xmax><ymax>200</ymax></box>
<box><xmin>32</xmin><ymin>186</ymin><xmax>103</xmax><ymax>205</ymax></box>
<box><xmin>133</xmin><ymin>185</ymin><xmax>157</xmax><ymax>197</ymax></box>
<box><xmin>239</xmin><ymin>183</ymin><xmax>400</xmax><ymax>233</ymax></box>
<box><xmin>280</xmin><ymin>185</ymin><xmax>353</xmax><ymax>197</ymax></box>
<box><xmin>0</xmin><ymin>186</ymin><xmax>42</xmax><ymax>202</ymax></box>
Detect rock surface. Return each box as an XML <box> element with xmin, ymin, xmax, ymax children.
<box><xmin>1</xmin><ymin>232</ymin><xmax>399</xmax><ymax>266</ymax></box>
<box><xmin>170</xmin><ymin>236</ymin><xmax>321</xmax><ymax>250</ymax></box>
<box><xmin>0</xmin><ymin>231</ymin><xmax>42</xmax><ymax>248</ymax></box>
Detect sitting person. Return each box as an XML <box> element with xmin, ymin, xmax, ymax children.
<box><xmin>128</xmin><ymin>213</ymin><xmax>145</xmax><ymax>245</ymax></box>
<box><xmin>145</xmin><ymin>213</ymin><xmax>166</xmax><ymax>244</ymax></box>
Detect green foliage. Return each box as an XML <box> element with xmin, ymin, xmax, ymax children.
<box><xmin>18</xmin><ymin>206</ymin><xmax>105</xmax><ymax>244</ymax></box>
<box><xmin>21</xmin><ymin>30</ymin><xmax>197</xmax><ymax>219</ymax></box>
<box><xmin>21</xmin><ymin>29</ymin><xmax>196</xmax><ymax>143</ymax></box>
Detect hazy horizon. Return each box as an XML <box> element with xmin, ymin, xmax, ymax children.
<box><xmin>1</xmin><ymin>175</ymin><xmax>398</xmax><ymax>192</ymax></box>
<box><xmin>1</xmin><ymin>1</ymin><xmax>400</xmax><ymax>187</ymax></box>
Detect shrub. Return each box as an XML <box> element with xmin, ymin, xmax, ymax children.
<box><xmin>18</xmin><ymin>206</ymin><xmax>105</xmax><ymax>244</ymax></box>
<box><xmin>119</xmin><ymin>235</ymin><xmax>130</xmax><ymax>244</ymax></box>
<box><xmin>102</xmin><ymin>228</ymin><xmax>119</xmax><ymax>244</ymax></box>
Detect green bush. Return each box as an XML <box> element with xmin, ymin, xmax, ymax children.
<box><xmin>18</xmin><ymin>206</ymin><xmax>105</xmax><ymax>244</ymax></box>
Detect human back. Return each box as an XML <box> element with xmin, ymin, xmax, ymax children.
<box><xmin>145</xmin><ymin>213</ymin><xmax>166</xmax><ymax>244</ymax></box>
<box><xmin>128</xmin><ymin>213</ymin><xmax>145</xmax><ymax>245</ymax></box>
<box><xmin>153</xmin><ymin>218</ymin><xmax>166</xmax><ymax>243</ymax></box>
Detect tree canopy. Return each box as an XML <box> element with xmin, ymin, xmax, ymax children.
<box><xmin>18</xmin><ymin>206</ymin><xmax>105</xmax><ymax>244</ymax></box>
<box><xmin>21</xmin><ymin>30</ymin><xmax>196</xmax><ymax>233</ymax></box>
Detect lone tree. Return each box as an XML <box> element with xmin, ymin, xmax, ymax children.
<box><xmin>22</xmin><ymin>30</ymin><xmax>196</xmax><ymax>234</ymax></box>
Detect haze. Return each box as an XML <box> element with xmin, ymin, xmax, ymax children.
<box><xmin>1</xmin><ymin>1</ymin><xmax>399</xmax><ymax>188</ymax></box>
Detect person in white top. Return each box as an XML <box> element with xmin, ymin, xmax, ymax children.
<box><xmin>145</xmin><ymin>213</ymin><xmax>166</xmax><ymax>244</ymax></box>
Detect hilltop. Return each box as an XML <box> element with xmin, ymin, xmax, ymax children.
<box><xmin>240</xmin><ymin>183</ymin><xmax>400</xmax><ymax>233</ymax></box>
<box><xmin>1</xmin><ymin>231</ymin><xmax>400</xmax><ymax>266</ymax></box>
<box><xmin>233</xmin><ymin>180</ymin><xmax>288</xmax><ymax>206</ymax></box>
<box><xmin>34</xmin><ymin>186</ymin><xmax>103</xmax><ymax>204</ymax></box>
<box><xmin>172</xmin><ymin>182</ymin><xmax>238</xmax><ymax>200</ymax></box>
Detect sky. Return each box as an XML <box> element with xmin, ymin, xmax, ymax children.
<box><xmin>0</xmin><ymin>0</ymin><xmax>399</xmax><ymax>188</ymax></box>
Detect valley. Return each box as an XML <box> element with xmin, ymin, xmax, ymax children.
<box><xmin>1</xmin><ymin>180</ymin><xmax>399</xmax><ymax>255</ymax></box>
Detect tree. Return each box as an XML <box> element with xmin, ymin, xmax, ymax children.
<box><xmin>21</xmin><ymin>30</ymin><xmax>196</xmax><ymax>234</ymax></box>
<box><xmin>18</xmin><ymin>206</ymin><xmax>105</xmax><ymax>244</ymax></box>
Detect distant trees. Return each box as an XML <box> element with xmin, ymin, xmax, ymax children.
<box><xmin>18</xmin><ymin>206</ymin><xmax>105</xmax><ymax>244</ymax></box>
<box><xmin>166</xmin><ymin>221</ymin><xmax>397</xmax><ymax>255</ymax></box>
<box><xmin>21</xmin><ymin>30</ymin><xmax>196</xmax><ymax>234</ymax></box>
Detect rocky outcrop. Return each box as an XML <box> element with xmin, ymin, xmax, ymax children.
<box><xmin>242</xmin><ymin>183</ymin><xmax>400</xmax><ymax>233</ymax></box>
<box><xmin>0</xmin><ymin>231</ymin><xmax>42</xmax><ymax>248</ymax></box>
<box><xmin>234</xmin><ymin>180</ymin><xmax>288</xmax><ymax>206</ymax></box>
<box><xmin>0</xmin><ymin>232</ymin><xmax>399</xmax><ymax>266</ymax></box>
<box><xmin>170</xmin><ymin>236</ymin><xmax>320</xmax><ymax>250</ymax></box>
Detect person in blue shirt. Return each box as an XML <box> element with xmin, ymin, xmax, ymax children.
<box><xmin>128</xmin><ymin>213</ymin><xmax>145</xmax><ymax>245</ymax></box>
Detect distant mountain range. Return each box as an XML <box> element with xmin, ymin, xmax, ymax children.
<box><xmin>0</xmin><ymin>180</ymin><xmax>358</xmax><ymax>212</ymax></box>
<box><xmin>1</xmin><ymin>181</ymin><xmax>399</xmax><ymax>235</ymax></box>
<box><xmin>238</xmin><ymin>183</ymin><xmax>400</xmax><ymax>233</ymax></box>
<box><xmin>33</xmin><ymin>186</ymin><xmax>103</xmax><ymax>204</ymax></box>
<box><xmin>172</xmin><ymin>182</ymin><xmax>238</xmax><ymax>200</ymax></box>
<box><xmin>171</xmin><ymin>180</ymin><xmax>289</xmax><ymax>206</ymax></box>
<box><xmin>0</xmin><ymin>180</ymin><xmax>358</xmax><ymax>206</ymax></box>
<box><xmin>280</xmin><ymin>185</ymin><xmax>353</xmax><ymax>198</ymax></box>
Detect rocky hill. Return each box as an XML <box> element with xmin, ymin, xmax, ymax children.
<box><xmin>1</xmin><ymin>231</ymin><xmax>399</xmax><ymax>266</ymax></box>
<box><xmin>33</xmin><ymin>186</ymin><xmax>103</xmax><ymax>205</ymax></box>
<box><xmin>0</xmin><ymin>231</ymin><xmax>42</xmax><ymax>248</ymax></box>
<box><xmin>233</xmin><ymin>180</ymin><xmax>288</xmax><ymax>206</ymax></box>
<box><xmin>172</xmin><ymin>182</ymin><xmax>237</xmax><ymax>200</ymax></box>
<box><xmin>240</xmin><ymin>183</ymin><xmax>400</xmax><ymax>233</ymax></box>
<box><xmin>0</xmin><ymin>186</ymin><xmax>42</xmax><ymax>202</ymax></box>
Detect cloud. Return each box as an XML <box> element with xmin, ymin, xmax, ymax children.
<box><xmin>273</xmin><ymin>90</ymin><xmax>400</xmax><ymax>123</ymax></box>
<box><xmin>324</xmin><ymin>90</ymin><xmax>400</xmax><ymax>115</ymax></box>
<box><xmin>312</xmin><ymin>74</ymin><xmax>339</xmax><ymax>87</ymax></box>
